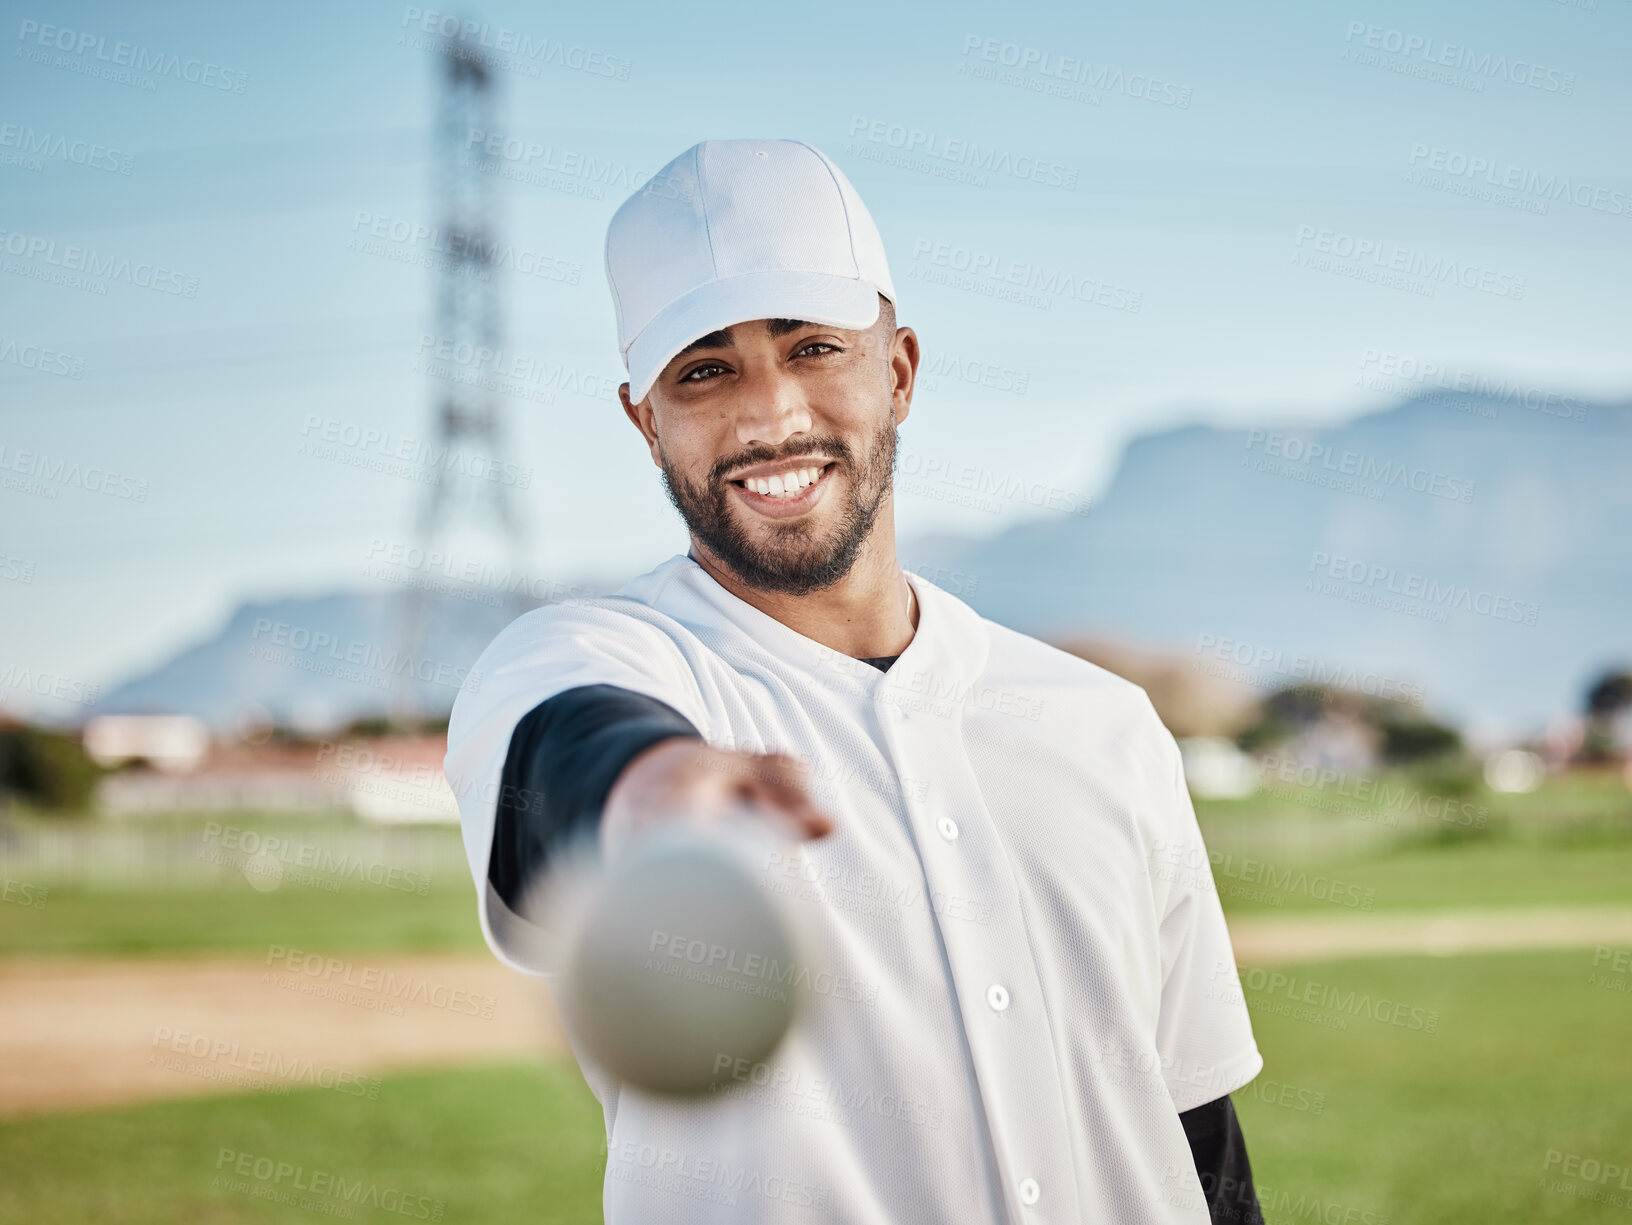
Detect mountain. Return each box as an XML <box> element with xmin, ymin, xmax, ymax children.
<box><xmin>90</xmin><ymin>588</ymin><xmax>554</xmax><ymax>733</ymax></box>
<box><xmin>902</xmin><ymin>391</ymin><xmax>1632</xmax><ymax>737</ymax></box>
<box><xmin>92</xmin><ymin>392</ymin><xmax>1629</xmax><ymax>739</ymax></box>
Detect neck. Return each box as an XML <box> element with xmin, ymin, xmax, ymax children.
<box><xmin>689</xmin><ymin>523</ymin><xmax>918</xmax><ymax>660</ymax></box>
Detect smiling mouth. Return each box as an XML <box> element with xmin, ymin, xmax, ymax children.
<box><xmin>728</xmin><ymin>462</ymin><xmax>835</xmax><ymax>500</ymax></box>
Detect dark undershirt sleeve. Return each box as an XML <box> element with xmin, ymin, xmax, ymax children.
<box><xmin>486</xmin><ymin>683</ymin><xmax>702</xmax><ymax>912</ymax></box>
<box><xmin>1178</xmin><ymin>1094</ymin><xmax>1264</xmax><ymax>1224</ymax></box>
<box><xmin>487</xmin><ymin>661</ymin><xmax>904</xmax><ymax>908</ymax></box>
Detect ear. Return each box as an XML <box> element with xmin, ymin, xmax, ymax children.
<box><xmin>619</xmin><ymin>383</ymin><xmax>664</xmax><ymax>467</ymax></box>
<box><xmin>888</xmin><ymin>326</ymin><xmax>919</xmax><ymax>427</ymax></box>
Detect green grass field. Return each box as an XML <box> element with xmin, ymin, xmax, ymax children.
<box><xmin>1</xmin><ymin>770</ymin><xmax>1627</xmax><ymax>960</ymax></box>
<box><xmin>0</xmin><ymin>811</ymin><xmax>483</xmax><ymax>959</ymax></box>
<box><xmin>1233</xmin><ymin>949</ymin><xmax>1632</xmax><ymax>1224</ymax></box>
<box><xmin>1213</xmin><ymin>836</ymin><xmax>1632</xmax><ymax>915</ymax></box>
<box><xmin>3</xmin><ymin>949</ymin><xmax>1627</xmax><ymax>1224</ymax></box>
<box><xmin>1198</xmin><ymin>767</ymin><xmax>1632</xmax><ymax>915</ymax></box>
<box><xmin>0</xmin><ymin>877</ymin><xmax>485</xmax><ymax>959</ymax></box>
<box><xmin>5</xmin><ymin>834</ymin><xmax>1630</xmax><ymax>960</ymax></box>
<box><xmin>0</xmin><ymin>1062</ymin><xmax>606</xmax><ymax>1225</ymax></box>
<box><xmin>3</xmin><ymin>774</ymin><xmax>1629</xmax><ymax>1222</ymax></box>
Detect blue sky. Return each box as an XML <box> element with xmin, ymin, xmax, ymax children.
<box><xmin>2</xmin><ymin>0</ymin><xmax>1628</xmax><ymax>722</ymax></box>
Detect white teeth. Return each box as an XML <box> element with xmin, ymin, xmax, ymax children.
<box><xmin>742</xmin><ymin>466</ymin><xmax>824</xmax><ymax>497</ymax></box>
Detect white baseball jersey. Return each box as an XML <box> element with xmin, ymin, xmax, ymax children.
<box><xmin>445</xmin><ymin>552</ymin><xmax>1262</xmax><ymax>1224</ymax></box>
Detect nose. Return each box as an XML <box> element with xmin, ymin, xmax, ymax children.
<box><xmin>732</xmin><ymin>362</ymin><xmax>813</xmax><ymax>450</ymax></box>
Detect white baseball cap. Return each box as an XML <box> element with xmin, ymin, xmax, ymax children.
<box><xmin>605</xmin><ymin>138</ymin><xmax>897</xmax><ymax>405</ymax></box>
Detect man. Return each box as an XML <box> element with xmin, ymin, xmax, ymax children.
<box><xmin>445</xmin><ymin>137</ymin><xmax>1265</xmax><ymax>1223</ymax></box>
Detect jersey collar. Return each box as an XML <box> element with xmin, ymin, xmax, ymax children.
<box><xmin>652</xmin><ymin>552</ymin><xmax>989</xmax><ymax>700</ymax></box>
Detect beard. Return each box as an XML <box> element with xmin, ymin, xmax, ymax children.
<box><xmin>658</xmin><ymin>413</ymin><xmax>897</xmax><ymax>597</ymax></box>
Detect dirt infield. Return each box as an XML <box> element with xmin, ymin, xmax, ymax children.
<box><xmin>4</xmin><ymin>907</ymin><xmax>1630</xmax><ymax>1119</ymax></box>
<box><xmin>1228</xmin><ymin>905</ymin><xmax>1632</xmax><ymax>965</ymax></box>
<box><xmin>0</xmin><ymin>952</ymin><xmax>567</xmax><ymax>1118</ymax></box>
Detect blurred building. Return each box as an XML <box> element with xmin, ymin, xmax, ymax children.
<box><xmin>83</xmin><ymin>715</ymin><xmax>211</xmax><ymax>774</ymax></box>
<box><xmin>92</xmin><ymin>731</ymin><xmax>457</xmax><ymax>823</ymax></box>
<box><xmin>1176</xmin><ymin>737</ymin><xmax>1259</xmax><ymax>800</ymax></box>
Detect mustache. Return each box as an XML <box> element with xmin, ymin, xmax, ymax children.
<box><xmin>709</xmin><ymin>438</ymin><xmax>853</xmax><ymax>486</ymax></box>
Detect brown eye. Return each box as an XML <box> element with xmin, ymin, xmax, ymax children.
<box><xmin>795</xmin><ymin>342</ymin><xmax>838</xmax><ymax>358</ymax></box>
<box><xmin>681</xmin><ymin>362</ymin><xmax>727</xmax><ymax>383</ymax></box>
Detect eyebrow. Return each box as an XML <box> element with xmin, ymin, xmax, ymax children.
<box><xmin>673</xmin><ymin>318</ymin><xmax>815</xmax><ymax>360</ymax></box>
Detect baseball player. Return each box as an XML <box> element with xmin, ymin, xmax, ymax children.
<box><xmin>446</xmin><ymin>138</ymin><xmax>1265</xmax><ymax>1224</ymax></box>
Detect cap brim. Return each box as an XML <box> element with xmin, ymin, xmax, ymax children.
<box><xmin>626</xmin><ymin>271</ymin><xmax>884</xmax><ymax>404</ymax></box>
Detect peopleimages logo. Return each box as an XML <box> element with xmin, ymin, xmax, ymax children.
<box><xmin>398</xmin><ymin>8</ymin><xmax>631</xmax><ymax>80</ymax></box>
<box><xmin>1307</xmin><ymin>551</ymin><xmax>1540</xmax><ymax>626</ymax></box>
<box><xmin>1407</xmin><ymin>145</ymin><xmax>1629</xmax><ymax>218</ymax></box>
<box><xmin>1243</xmin><ymin>429</ymin><xmax>1475</xmax><ymax>504</ymax></box>
<box><xmin>1292</xmin><ymin>225</ymin><xmax>1525</xmax><ymax>299</ymax></box>
<box><xmin>461</xmin><ymin>129</ymin><xmax>687</xmax><ymax>203</ymax></box>
<box><xmin>15</xmin><ymin>19</ymin><xmax>250</xmax><ymax>93</ymax></box>
<box><xmin>1540</xmin><ymin>1149</ymin><xmax>1632</xmax><ymax>1205</ymax></box>
<box><xmin>249</xmin><ymin>617</ymin><xmax>475</xmax><ymax>692</ymax></box>
<box><xmin>0</xmin><ymin>664</ymin><xmax>99</xmax><ymax>706</ymax></box>
<box><xmin>847</xmin><ymin>115</ymin><xmax>1080</xmax><ymax>191</ymax></box>
<box><xmin>958</xmin><ymin>34</ymin><xmax>1194</xmax><ymax>108</ymax></box>
<box><xmin>213</xmin><ymin>1148</ymin><xmax>443</xmax><ymax>1220</ymax></box>
<box><xmin>299</xmin><ymin>413</ymin><xmax>532</xmax><ymax>490</ymax></box>
<box><xmin>1356</xmin><ymin>350</ymin><xmax>1589</xmax><ymax>424</ymax></box>
<box><xmin>263</xmin><ymin>945</ymin><xmax>497</xmax><ymax>1017</ymax></box>
<box><xmin>909</xmin><ymin>237</ymin><xmax>1143</xmax><ymax>313</ymax></box>
<box><xmin>0</xmin><ymin>123</ymin><xmax>134</xmax><ymax>174</ymax></box>
<box><xmin>0</xmin><ymin>338</ymin><xmax>85</xmax><ymax>379</ymax></box>
<box><xmin>646</xmin><ymin>929</ymin><xmax>880</xmax><ymax>1007</ymax></box>
<box><xmin>200</xmin><ymin>821</ymin><xmax>432</xmax><ymax>896</ymax></box>
<box><xmin>0</xmin><ymin>443</ymin><xmax>150</xmax><ymax>501</ymax></box>
<box><xmin>1258</xmin><ymin>754</ymin><xmax>1489</xmax><ymax>829</ymax></box>
<box><xmin>349</xmin><ymin>211</ymin><xmax>581</xmax><ymax>283</ymax></box>
<box><xmin>412</xmin><ymin>333</ymin><xmax>619</xmax><ymax>403</ymax></box>
<box><xmin>1341</xmin><ymin>21</ymin><xmax>1577</xmax><ymax>94</ymax></box>
<box><xmin>0</xmin><ymin>227</ymin><xmax>200</xmax><ymax>297</ymax></box>
<box><xmin>1193</xmin><ymin>632</ymin><xmax>1427</xmax><ymax>706</ymax></box>
<box><xmin>1215</xmin><ymin>962</ymin><xmax>1441</xmax><ymax>1034</ymax></box>
<box><xmin>918</xmin><ymin>350</ymin><xmax>1029</xmax><ymax>396</ymax></box>
<box><xmin>710</xmin><ymin>1053</ymin><xmax>946</xmax><ymax>1132</ymax></box>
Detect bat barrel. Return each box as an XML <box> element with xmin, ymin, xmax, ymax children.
<box><xmin>554</xmin><ymin>819</ymin><xmax>804</xmax><ymax>1096</ymax></box>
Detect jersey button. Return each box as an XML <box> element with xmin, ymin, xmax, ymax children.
<box><xmin>986</xmin><ymin>984</ymin><xmax>1010</xmax><ymax>1012</ymax></box>
<box><xmin>937</xmin><ymin>816</ymin><xmax>959</xmax><ymax>841</ymax></box>
<box><xmin>1018</xmin><ymin>1178</ymin><xmax>1040</xmax><ymax>1206</ymax></box>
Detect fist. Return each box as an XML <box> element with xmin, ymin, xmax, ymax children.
<box><xmin>600</xmin><ymin>739</ymin><xmax>836</xmax><ymax>863</ymax></box>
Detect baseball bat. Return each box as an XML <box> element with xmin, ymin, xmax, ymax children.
<box><xmin>523</xmin><ymin>813</ymin><xmax>807</xmax><ymax>1096</ymax></box>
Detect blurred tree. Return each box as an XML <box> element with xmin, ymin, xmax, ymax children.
<box><xmin>1236</xmin><ymin>683</ymin><xmax>1463</xmax><ymax>767</ymax></box>
<box><xmin>1581</xmin><ymin>667</ymin><xmax>1632</xmax><ymax>762</ymax></box>
<box><xmin>337</xmin><ymin>714</ymin><xmax>450</xmax><ymax>739</ymax></box>
<box><xmin>0</xmin><ymin>723</ymin><xmax>103</xmax><ymax>811</ymax></box>
<box><xmin>1587</xmin><ymin>671</ymin><xmax>1632</xmax><ymax>714</ymax></box>
<box><xmin>1375</xmin><ymin>711</ymin><xmax>1462</xmax><ymax>764</ymax></box>
<box><xmin>253</xmin><ymin>714</ymin><xmax>451</xmax><ymax>746</ymax></box>
<box><xmin>1233</xmin><ymin>684</ymin><xmax>1328</xmax><ymax>753</ymax></box>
